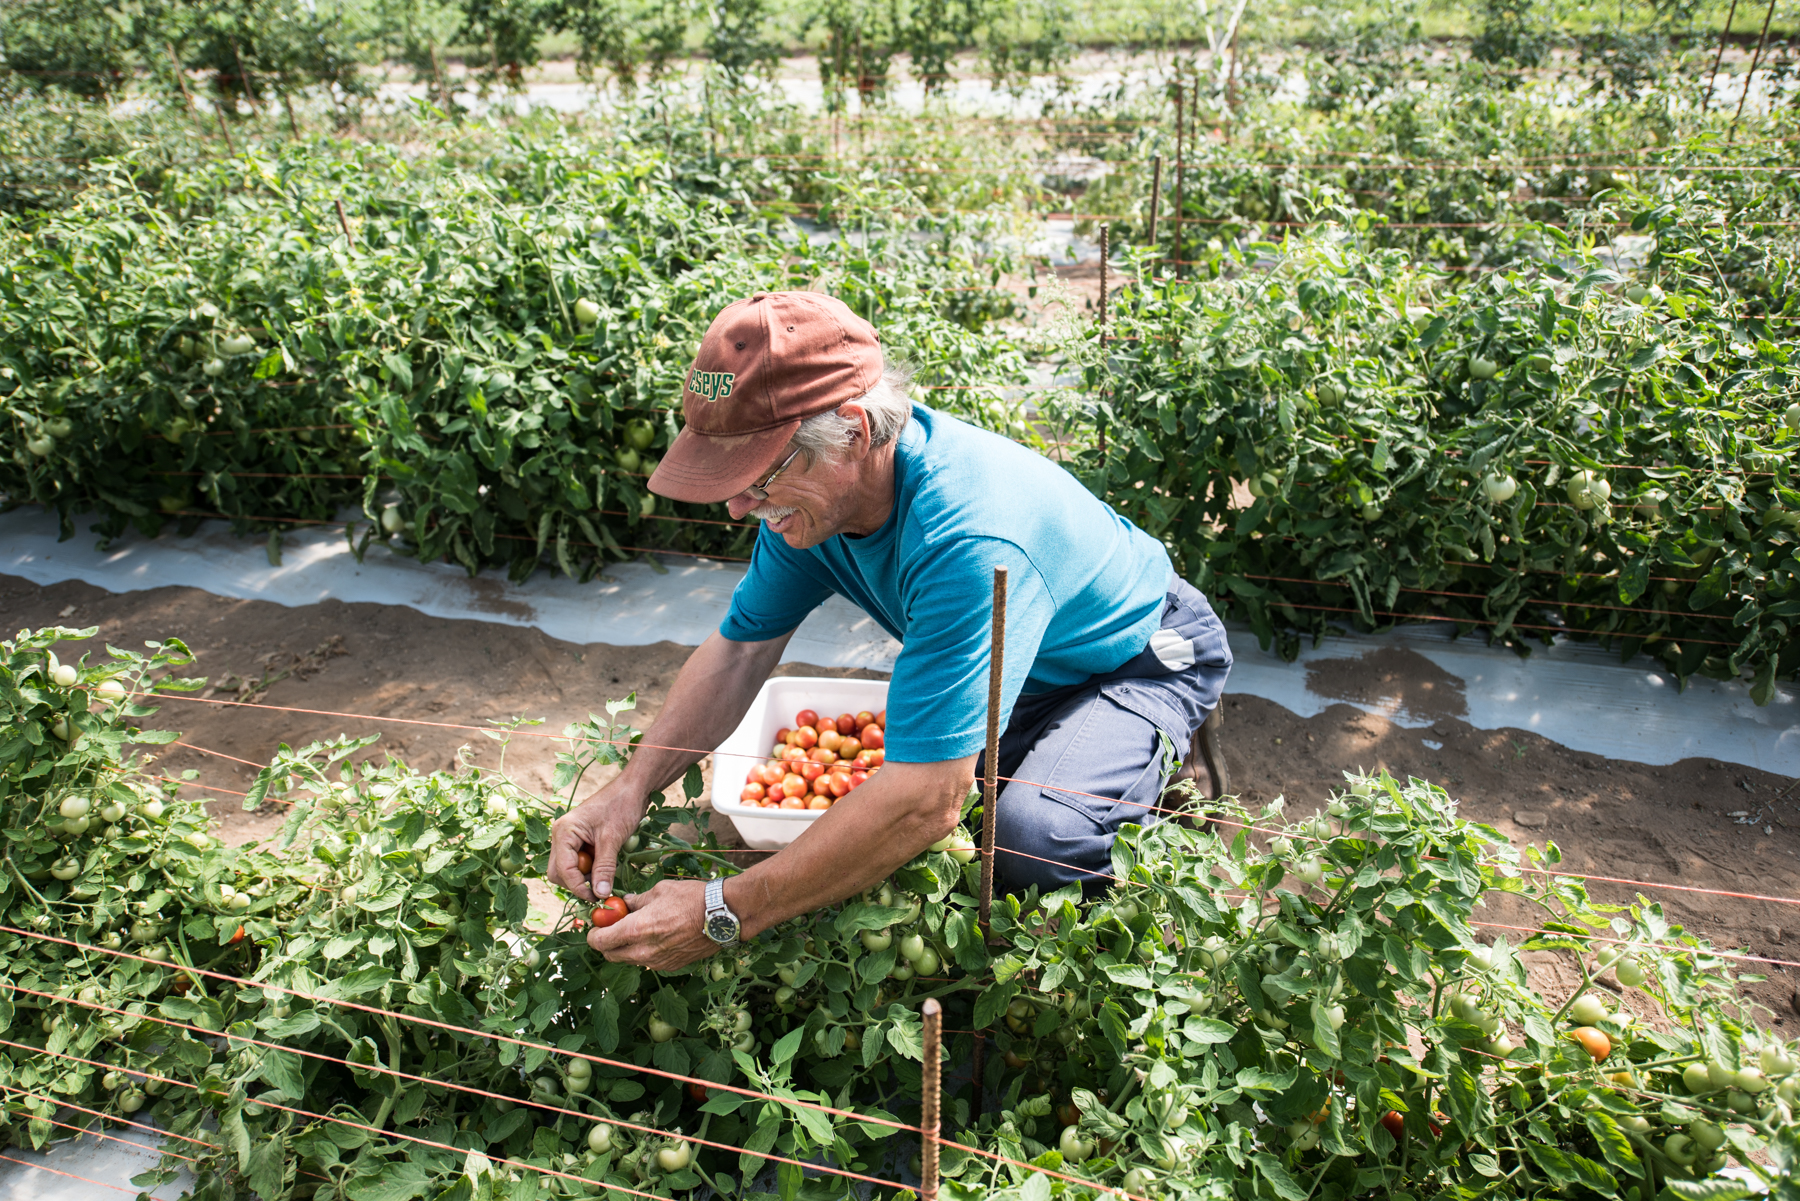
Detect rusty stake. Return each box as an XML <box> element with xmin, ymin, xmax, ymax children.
<box><xmin>921</xmin><ymin>997</ymin><xmax>943</xmax><ymax>1200</ymax></box>
<box><xmin>978</xmin><ymin>565</ymin><xmax>1007</xmax><ymax>936</ymax></box>
<box><xmin>1146</xmin><ymin>154</ymin><xmax>1163</xmax><ymax>265</ymax></box>
<box><xmin>335</xmin><ymin>199</ymin><xmax>355</xmax><ymax>247</ymax></box>
<box><xmin>1098</xmin><ymin>224</ymin><xmax>1109</xmax><ymax>338</ymax></box>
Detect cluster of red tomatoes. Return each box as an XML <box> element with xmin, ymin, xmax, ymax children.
<box><xmin>737</xmin><ymin>707</ymin><xmax>887</xmax><ymax>809</ymax></box>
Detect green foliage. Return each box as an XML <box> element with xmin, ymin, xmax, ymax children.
<box><xmin>0</xmin><ymin>127</ymin><xmax>1032</xmax><ymax>579</ymax></box>
<box><xmin>2</xmin><ymin>624</ymin><xmax>1797</xmax><ymax>1200</ymax></box>
<box><xmin>1064</xmin><ymin>185</ymin><xmax>1800</xmax><ymax>699</ymax></box>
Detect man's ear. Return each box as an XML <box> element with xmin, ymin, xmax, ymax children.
<box><xmin>837</xmin><ymin>404</ymin><xmax>874</xmax><ymax>460</ymax></box>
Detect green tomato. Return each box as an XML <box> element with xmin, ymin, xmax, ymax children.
<box><xmin>616</xmin><ymin>448</ymin><xmax>642</xmax><ymax>473</ymax></box>
<box><xmin>1481</xmin><ymin>472</ymin><xmax>1517</xmax><ymax>503</ymax></box>
<box><xmin>1360</xmin><ymin>501</ymin><xmax>1382</xmax><ymax>521</ymax></box>
<box><xmin>1568</xmin><ymin>994</ymin><xmax>1609</xmax><ymax>1026</ymax></box>
<box><xmin>1468</xmin><ymin>356</ymin><xmax>1499</xmax><ymax>380</ymax></box>
<box><xmin>118</xmin><ymin>1088</ymin><xmax>146</xmax><ymax>1113</ymax></box>
<box><xmin>647</xmin><ymin>1017</ymin><xmax>678</xmax><ymax>1043</ymax></box>
<box><xmin>912</xmin><ymin>948</ymin><xmax>940</xmax><ymax>976</ymax></box>
<box><xmin>587</xmin><ymin>1123</ymin><xmax>613</xmax><ymax>1154</ymax></box>
<box><xmin>1785</xmin><ymin>402</ymin><xmax>1800</xmax><ymax>432</ymax></box>
<box><xmin>624</xmin><ymin>419</ymin><xmax>656</xmax><ymax>451</ymax></box>
<box><xmin>574</xmin><ymin>298</ymin><xmax>601</xmax><ymax>325</ymax></box>
<box><xmin>1683</xmin><ymin>1063</ymin><xmax>1714</xmax><ymax>1094</ymax></box>
<box><xmin>25</xmin><ymin>434</ymin><xmax>54</xmax><ymax>456</ymax></box>
<box><xmin>1614</xmin><ymin>958</ymin><xmax>1647</xmax><ymax>988</ymax></box>
<box><xmin>1059</xmin><ymin>1126</ymin><xmax>1095</xmax><ymax>1160</ymax></box>
<box><xmin>1566</xmin><ymin>470</ymin><xmax>1612</xmax><ymax>510</ymax></box>
<box><xmin>860</xmin><ymin>927</ymin><xmax>892</xmax><ymax>953</ymax></box>
<box><xmin>567</xmin><ymin>1056</ymin><xmax>593</xmax><ymax>1079</ymax></box>
<box><xmin>656</xmin><ymin>1141</ymin><xmax>691</xmax><ymax>1173</ymax></box>
<box><xmin>1663</xmin><ymin>1133</ymin><xmax>1697</xmax><ymax>1166</ymax></box>
<box><xmin>1690</xmin><ymin>1120</ymin><xmax>1726</xmax><ymax>1152</ymax></box>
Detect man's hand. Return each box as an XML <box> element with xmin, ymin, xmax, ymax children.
<box><xmin>548</xmin><ymin>781</ymin><xmax>648</xmax><ymax>903</ymax></box>
<box><xmin>589</xmin><ymin>880</ymin><xmax>720</xmax><ymax>971</ymax></box>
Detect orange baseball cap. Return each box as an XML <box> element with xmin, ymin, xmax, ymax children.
<box><xmin>648</xmin><ymin>291</ymin><xmax>883</xmax><ymax>504</ymax></box>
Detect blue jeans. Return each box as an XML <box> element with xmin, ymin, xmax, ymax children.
<box><xmin>975</xmin><ymin>576</ymin><xmax>1232</xmax><ymax>897</ymax></box>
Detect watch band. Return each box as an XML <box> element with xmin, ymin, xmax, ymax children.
<box><xmin>704</xmin><ymin>878</ymin><xmax>741</xmax><ymax>948</ymax></box>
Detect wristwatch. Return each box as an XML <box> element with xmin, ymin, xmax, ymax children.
<box><xmin>703</xmin><ymin>878</ymin><xmax>741</xmax><ymax>949</ymax></box>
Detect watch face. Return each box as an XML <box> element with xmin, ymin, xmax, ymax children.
<box><xmin>706</xmin><ymin>913</ymin><xmax>740</xmax><ymax>944</ymax></box>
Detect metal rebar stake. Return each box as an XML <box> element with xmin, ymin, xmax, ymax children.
<box><xmin>1146</xmin><ymin>154</ymin><xmax>1163</xmax><ymax>269</ymax></box>
<box><xmin>977</xmin><ymin>565</ymin><xmax>1007</xmax><ymax>936</ymax></box>
<box><xmin>1704</xmin><ymin>0</ymin><xmax>1740</xmax><ymax>111</ymax></box>
<box><xmin>1731</xmin><ymin>0</ymin><xmax>1779</xmax><ymax>140</ymax></box>
<box><xmin>920</xmin><ymin>998</ymin><xmax>943</xmax><ymax>1201</ymax></box>
<box><xmin>1173</xmin><ymin>79</ymin><xmax>1185</xmax><ymax>279</ymax></box>
<box><xmin>1098</xmin><ymin>224</ymin><xmax>1109</xmax><ymax>340</ymax></box>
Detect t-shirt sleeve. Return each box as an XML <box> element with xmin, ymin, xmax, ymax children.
<box><xmin>883</xmin><ymin>537</ymin><xmax>1053</xmax><ymax>764</ymax></box>
<box><xmin>718</xmin><ymin>525</ymin><xmax>835</xmax><ymax>643</ymax></box>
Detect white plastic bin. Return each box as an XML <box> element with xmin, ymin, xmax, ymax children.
<box><xmin>708</xmin><ymin>675</ymin><xmax>890</xmax><ymax>850</ymax></box>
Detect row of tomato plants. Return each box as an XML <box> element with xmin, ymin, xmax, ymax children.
<box><xmin>0</xmin><ymin>129</ymin><xmax>1038</xmax><ymax>583</ymax></box>
<box><xmin>1</xmin><ymin>623</ymin><xmax>1796</xmax><ymax>1200</ymax></box>
<box><xmin>1055</xmin><ymin>177</ymin><xmax>1800</xmax><ymax>699</ymax></box>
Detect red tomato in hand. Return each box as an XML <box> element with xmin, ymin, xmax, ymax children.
<box><xmin>859</xmin><ymin>725</ymin><xmax>884</xmax><ymax>750</ymax></box>
<box><xmin>835</xmin><ymin>713</ymin><xmax>856</xmax><ymax>735</ymax></box>
<box><xmin>591</xmin><ymin>898</ymin><xmax>629</xmax><ymax>929</ymax></box>
<box><xmin>576</xmin><ymin>848</ymin><xmax>595</xmax><ymax>876</ymax></box>
<box><xmin>794</xmin><ymin>709</ymin><xmax>819</xmax><ymax>730</ymax></box>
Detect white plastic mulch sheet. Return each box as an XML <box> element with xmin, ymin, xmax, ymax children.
<box><xmin>2</xmin><ymin>506</ymin><xmax>1795</xmax><ymax>775</ymax></box>
<box><xmin>0</xmin><ymin>1123</ymin><xmax>193</xmax><ymax>1199</ymax></box>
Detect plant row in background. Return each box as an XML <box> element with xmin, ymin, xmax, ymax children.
<box><xmin>0</xmin><ymin>130</ymin><xmax>1038</xmax><ymax>582</ymax></box>
<box><xmin>4</xmin><ymin>625</ymin><xmax>1799</xmax><ymax>1201</ymax></box>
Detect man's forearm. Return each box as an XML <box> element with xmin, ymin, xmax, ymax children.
<box><xmin>721</xmin><ymin>759</ymin><xmax>973</xmax><ymax>940</ymax></box>
<box><xmin>615</xmin><ymin>630</ymin><xmax>792</xmax><ymax>797</ymax></box>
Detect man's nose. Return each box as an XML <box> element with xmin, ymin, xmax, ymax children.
<box><xmin>726</xmin><ymin>494</ymin><xmax>756</xmax><ymax>520</ymax></box>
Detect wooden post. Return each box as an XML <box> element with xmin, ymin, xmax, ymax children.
<box><xmin>1146</xmin><ymin>154</ymin><xmax>1163</xmax><ymax>266</ymax></box>
<box><xmin>977</xmin><ymin>565</ymin><xmax>1007</xmax><ymax>936</ymax></box>
<box><xmin>1098</xmin><ymin>224</ymin><xmax>1109</xmax><ymax>338</ymax></box>
<box><xmin>1730</xmin><ymin>0</ymin><xmax>1778</xmax><ymax>140</ymax></box>
<box><xmin>920</xmin><ymin>998</ymin><xmax>943</xmax><ymax>1200</ymax></box>
<box><xmin>430</xmin><ymin>44</ymin><xmax>455</xmax><ymax>115</ymax></box>
<box><xmin>281</xmin><ymin>90</ymin><xmax>300</xmax><ymax>139</ymax></box>
<box><xmin>231</xmin><ymin>38</ymin><xmax>262</xmax><ymax>112</ymax></box>
<box><xmin>215</xmin><ymin>107</ymin><xmax>236</xmax><ymax>155</ymax></box>
<box><xmin>335</xmin><ymin>199</ymin><xmax>355</xmax><ymax>247</ymax></box>
<box><xmin>1705</xmin><ymin>0</ymin><xmax>1741</xmax><ymax>111</ymax></box>
<box><xmin>1173</xmin><ymin>78</ymin><xmax>1185</xmax><ymax>279</ymax></box>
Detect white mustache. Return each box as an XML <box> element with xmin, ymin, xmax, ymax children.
<box><xmin>749</xmin><ymin>504</ymin><xmax>797</xmax><ymax>523</ymax></box>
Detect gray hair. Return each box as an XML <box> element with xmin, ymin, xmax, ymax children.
<box><xmin>790</xmin><ymin>363</ymin><xmax>914</xmax><ymax>464</ymax></box>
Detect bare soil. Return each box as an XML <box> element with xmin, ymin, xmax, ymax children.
<box><xmin>6</xmin><ymin>571</ymin><xmax>1797</xmax><ymax>1026</ymax></box>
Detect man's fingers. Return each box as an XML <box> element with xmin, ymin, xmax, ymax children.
<box><xmin>549</xmin><ymin>816</ymin><xmax>600</xmax><ymax>902</ymax></box>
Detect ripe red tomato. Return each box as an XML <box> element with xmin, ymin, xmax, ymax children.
<box><xmin>811</xmin><ymin>775</ymin><xmax>832</xmax><ymax>796</ymax></box>
<box><xmin>838</xmin><ymin>737</ymin><xmax>861</xmax><ymax>759</ymax></box>
<box><xmin>774</xmin><ymin>727</ymin><xmax>792</xmax><ymax>746</ymax></box>
<box><xmin>791</xmin><ymin>726</ymin><xmax>819</xmax><ymax>750</ymax></box>
<box><xmin>591</xmin><ymin>898</ymin><xmax>629</xmax><ymax>929</ymax></box>
<box><xmin>865</xmin><ymin>749</ymin><xmax>885</xmax><ymax>767</ymax></box>
<box><xmin>781</xmin><ymin>773</ymin><xmax>805</xmax><ymax>796</ymax></box>
<box><xmin>827</xmin><ymin>774</ymin><xmax>852</xmax><ymax>798</ymax></box>
<box><xmin>227</xmin><ymin>925</ymin><xmax>246</xmax><ymax>945</ymax></box>
<box><xmin>794</xmin><ymin>709</ymin><xmax>819</xmax><ymax>730</ymax></box>
<box><xmin>807</xmin><ymin>795</ymin><xmax>831</xmax><ymax>810</ymax></box>
<box><xmin>576</xmin><ymin>848</ymin><xmax>595</xmax><ymax>876</ymax></box>
<box><xmin>877</xmin><ymin>709</ymin><xmax>886</xmax><ymax>727</ymax></box>
<box><xmin>849</xmin><ymin>771</ymin><xmax>869</xmax><ymax>789</ymax></box>
<box><xmin>1055</xmin><ymin>1103</ymin><xmax>1079</xmax><ymax>1128</ymax></box>
<box><xmin>818</xmin><ymin>729</ymin><xmax>843</xmax><ymax>752</ymax></box>
<box><xmin>835</xmin><ymin>713</ymin><xmax>856</xmax><ymax>735</ymax></box>
<box><xmin>686</xmin><ymin>1081</ymin><xmax>712</xmax><ymax>1102</ymax></box>
<box><xmin>741</xmin><ymin>783</ymin><xmax>765</xmax><ymax>803</ymax></box>
<box><xmin>860</xmin><ymin>725</ymin><xmax>885</xmax><ymax>750</ymax></box>
<box><xmin>799</xmin><ymin>761</ymin><xmax>825</xmax><ymax>783</ymax></box>
<box><xmin>810</xmin><ymin>747</ymin><xmax>837</xmax><ymax>765</ymax></box>
<box><xmin>855</xmin><ymin>710</ymin><xmax>876</xmax><ymax>730</ymax></box>
<box><xmin>850</xmin><ymin>755</ymin><xmax>870</xmax><ymax>772</ymax></box>
<box><xmin>780</xmin><ymin>795</ymin><xmax>805</xmax><ymax>809</ymax></box>
<box><xmin>1380</xmin><ymin>1111</ymin><xmax>1405</xmax><ymax>1140</ymax></box>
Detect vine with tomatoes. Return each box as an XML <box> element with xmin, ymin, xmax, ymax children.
<box><xmin>3</xmin><ymin>623</ymin><xmax>1799</xmax><ymax>1201</ymax></box>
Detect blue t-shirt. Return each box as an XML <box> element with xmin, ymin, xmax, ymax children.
<box><xmin>718</xmin><ymin>404</ymin><xmax>1172</xmax><ymax>763</ymax></box>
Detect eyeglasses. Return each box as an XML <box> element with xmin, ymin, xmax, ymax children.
<box><xmin>745</xmin><ymin>446</ymin><xmax>802</xmax><ymax>502</ymax></box>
